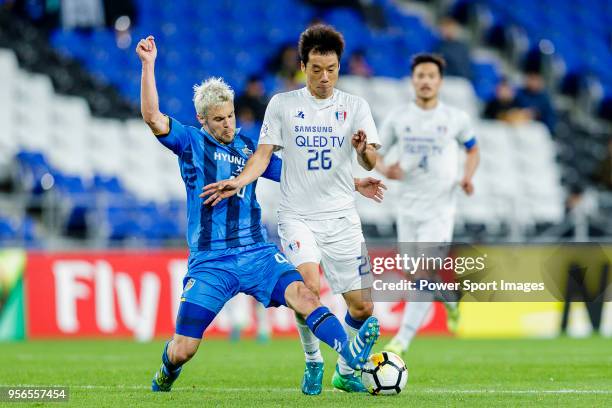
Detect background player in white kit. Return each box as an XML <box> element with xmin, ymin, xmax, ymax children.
<box><xmin>375</xmin><ymin>54</ymin><xmax>480</xmax><ymax>356</ymax></box>
<box><xmin>203</xmin><ymin>25</ymin><xmax>382</xmax><ymax>394</ymax></box>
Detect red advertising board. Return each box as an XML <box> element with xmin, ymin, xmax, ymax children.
<box><xmin>25</xmin><ymin>250</ymin><xmax>449</xmax><ymax>339</ymax></box>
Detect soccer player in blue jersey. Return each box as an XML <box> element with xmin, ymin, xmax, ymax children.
<box><xmin>136</xmin><ymin>35</ymin><xmax>383</xmax><ymax>393</ymax></box>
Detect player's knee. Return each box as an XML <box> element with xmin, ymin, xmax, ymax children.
<box><xmin>299</xmin><ymin>284</ymin><xmax>320</xmax><ymax>309</ymax></box>
<box><xmin>290</xmin><ymin>282</ymin><xmax>320</xmax><ymax>316</ymax></box>
<box><xmin>304</xmin><ymin>282</ymin><xmax>320</xmax><ymax>298</ymax></box>
<box><xmin>349</xmin><ymin>301</ymin><xmax>374</xmax><ymax>320</ymax></box>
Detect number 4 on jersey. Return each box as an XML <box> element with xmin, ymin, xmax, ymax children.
<box><xmin>418</xmin><ymin>154</ymin><xmax>428</xmax><ymax>172</ymax></box>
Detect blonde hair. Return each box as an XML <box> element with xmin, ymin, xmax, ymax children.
<box><xmin>193</xmin><ymin>77</ymin><xmax>234</xmax><ymax>116</ymax></box>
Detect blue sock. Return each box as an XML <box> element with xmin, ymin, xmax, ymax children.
<box><xmin>305</xmin><ymin>306</ymin><xmax>349</xmax><ymax>355</ymax></box>
<box><xmin>161</xmin><ymin>341</ymin><xmax>182</xmax><ymax>374</ymax></box>
<box><xmin>345</xmin><ymin>311</ymin><xmax>365</xmax><ymax>330</ymax></box>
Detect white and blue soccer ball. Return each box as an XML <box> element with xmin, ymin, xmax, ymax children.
<box><xmin>361</xmin><ymin>351</ymin><xmax>408</xmax><ymax>395</ymax></box>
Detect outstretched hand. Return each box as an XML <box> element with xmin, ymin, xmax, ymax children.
<box><xmin>200</xmin><ymin>179</ymin><xmax>241</xmax><ymax>206</ymax></box>
<box><xmin>356</xmin><ymin>177</ymin><xmax>387</xmax><ymax>203</ymax></box>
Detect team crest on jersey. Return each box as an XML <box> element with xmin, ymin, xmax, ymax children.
<box><xmin>335</xmin><ymin>106</ymin><xmax>347</xmax><ymax>124</ymax></box>
<box><xmin>295</xmin><ymin>109</ymin><xmax>305</xmax><ymax>119</ymax></box>
<box><xmin>288</xmin><ymin>240</ymin><xmax>301</xmax><ymax>252</ymax></box>
<box><xmin>184</xmin><ymin>278</ymin><xmax>195</xmax><ymax>292</ymax></box>
<box><xmin>242</xmin><ymin>146</ymin><xmax>253</xmax><ymax>157</ymax></box>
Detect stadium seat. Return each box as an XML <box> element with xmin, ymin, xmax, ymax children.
<box><xmin>0</xmin><ymin>49</ymin><xmax>19</xmax><ymax>176</ymax></box>
<box><xmin>14</xmin><ymin>71</ymin><xmax>54</xmax><ymax>154</ymax></box>
<box><xmin>2</xmin><ymin>0</ymin><xmax>581</xmax><ymax>246</ymax></box>
<box><xmin>482</xmin><ymin>0</ymin><xmax>612</xmax><ymax>97</ymax></box>
<box><xmin>48</xmin><ymin>95</ymin><xmax>93</xmax><ymax>178</ymax></box>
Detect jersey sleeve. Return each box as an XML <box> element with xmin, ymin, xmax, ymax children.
<box><xmin>261</xmin><ymin>153</ymin><xmax>282</xmax><ymax>182</ymax></box>
<box><xmin>376</xmin><ymin>108</ymin><xmax>400</xmax><ymax>156</ymax></box>
<box><xmin>259</xmin><ymin>95</ymin><xmax>284</xmax><ymax>150</ymax></box>
<box><xmin>353</xmin><ymin>97</ymin><xmax>381</xmax><ymax>149</ymax></box>
<box><xmin>456</xmin><ymin>111</ymin><xmax>477</xmax><ymax>150</ymax></box>
<box><xmin>155</xmin><ymin>116</ymin><xmax>190</xmax><ymax>156</ymax></box>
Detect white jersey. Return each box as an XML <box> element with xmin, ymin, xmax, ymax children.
<box><xmin>259</xmin><ymin>87</ymin><xmax>380</xmax><ymax>220</ymax></box>
<box><xmin>379</xmin><ymin>101</ymin><xmax>475</xmax><ymax>219</ymax></box>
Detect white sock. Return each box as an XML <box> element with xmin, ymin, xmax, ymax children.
<box><xmin>295</xmin><ymin>313</ymin><xmax>323</xmax><ymax>363</ymax></box>
<box><xmin>395</xmin><ymin>291</ymin><xmax>434</xmax><ymax>350</ymax></box>
<box><xmin>336</xmin><ymin>318</ymin><xmax>358</xmax><ymax>376</ymax></box>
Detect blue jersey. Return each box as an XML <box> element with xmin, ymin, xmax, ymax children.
<box><xmin>156</xmin><ymin>117</ymin><xmax>281</xmax><ymax>251</ymax></box>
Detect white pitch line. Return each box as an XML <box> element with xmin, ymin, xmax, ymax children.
<box><xmin>2</xmin><ymin>385</ymin><xmax>611</xmax><ymax>395</ymax></box>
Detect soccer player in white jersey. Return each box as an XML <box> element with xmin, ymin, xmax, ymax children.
<box><xmin>375</xmin><ymin>53</ymin><xmax>480</xmax><ymax>356</ymax></box>
<box><xmin>203</xmin><ymin>25</ymin><xmax>382</xmax><ymax>394</ymax></box>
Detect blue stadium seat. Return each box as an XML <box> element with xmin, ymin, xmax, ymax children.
<box><xmin>93</xmin><ymin>175</ymin><xmax>125</xmax><ymax>194</ymax></box>
<box><xmin>15</xmin><ymin>151</ymin><xmax>54</xmax><ymax>195</ymax></box>
<box><xmin>472</xmin><ymin>62</ymin><xmax>501</xmax><ymax>101</ymax></box>
<box><xmin>483</xmin><ymin>0</ymin><xmax>609</xmax><ymax>100</ymax></box>
<box><xmin>0</xmin><ymin>216</ymin><xmax>17</xmax><ymax>242</ymax></box>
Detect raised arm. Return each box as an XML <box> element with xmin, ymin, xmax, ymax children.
<box><xmin>137</xmin><ymin>35</ymin><xmax>169</xmax><ymax>135</ymax></box>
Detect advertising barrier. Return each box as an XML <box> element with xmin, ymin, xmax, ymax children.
<box><xmin>11</xmin><ymin>244</ymin><xmax>610</xmax><ymax>340</ymax></box>
<box><xmin>0</xmin><ymin>249</ymin><xmax>26</xmax><ymax>340</ymax></box>
<box><xmin>23</xmin><ymin>250</ymin><xmax>448</xmax><ymax>339</ymax></box>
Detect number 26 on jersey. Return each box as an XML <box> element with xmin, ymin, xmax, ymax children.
<box><xmin>307</xmin><ymin>149</ymin><xmax>332</xmax><ymax>170</ymax></box>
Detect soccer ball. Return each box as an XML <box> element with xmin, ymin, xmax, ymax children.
<box><xmin>361</xmin><ymin>351</ymin><xmax>408</xmax><ymax>395</ymax></box>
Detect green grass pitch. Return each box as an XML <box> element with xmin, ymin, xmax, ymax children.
<box><xmin>1</xmin><ymin>336</ymin><xmax>611</xmax><ymax>407</ymax></box>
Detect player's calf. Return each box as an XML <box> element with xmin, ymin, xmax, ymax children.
<box><xmin>285</xmin><ymin>282</ymin><xmax>379</xmax><ymax>370</ymax></box>
<box><xmin>152</xmin><ymin>340</ymin><xmax>184</xmax><ymax>392</ymax></box>
<box><xmin>152</xmin><ymin>301</ymin><xmax>215</xmax><ymax>392</ymax></box>
<box><xmin>168</xmin><ymin>335</ymin><xmax>199</xmax><ymax>364</ymax></box>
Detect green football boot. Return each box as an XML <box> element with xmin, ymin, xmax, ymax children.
<box><xmin>331</xmin><ymin>364</ymin><xmax>367</xmax><ymax>393</ymax></box>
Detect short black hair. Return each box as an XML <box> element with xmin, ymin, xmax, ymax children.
<box><xmin>298</xmin><ymin>24</ymin><xmax>345</xmax><ymax>66</ymax></box>
<box><xmin>411</xmin><ymin>53</ymin><xmax>446</xmax><ymax>76</ymax></box>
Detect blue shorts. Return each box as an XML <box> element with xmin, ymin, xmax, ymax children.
<box><xmin>180</xmin><ymin>242</ymin><xmax>301</xmax><ymax>314</ymax></box>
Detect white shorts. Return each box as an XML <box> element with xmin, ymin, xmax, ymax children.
<box><xmin>278</xmin><ymin>213</ymin><xmax>372</xmax><ymax>294</ymax></box>
<box><xmin>397</xmin><ymin>213</ymin><xmax>455</xmax><ymax>243</ymax></box>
